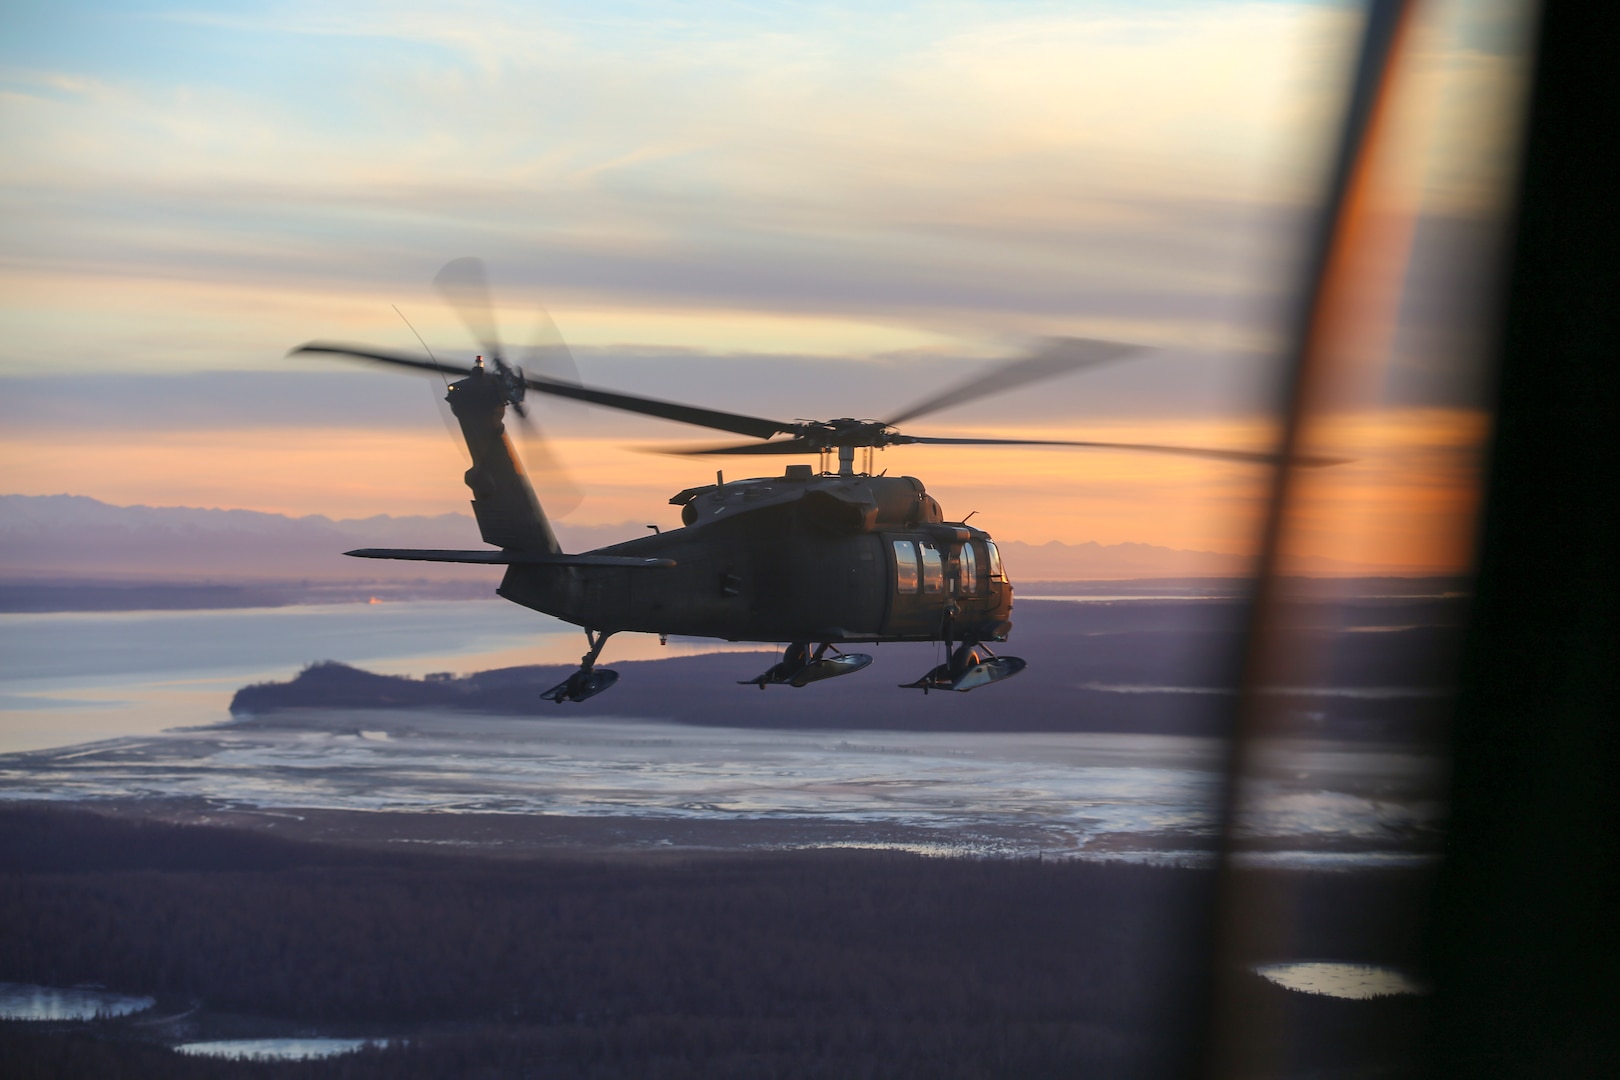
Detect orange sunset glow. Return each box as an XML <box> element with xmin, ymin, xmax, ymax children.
<box><xmin>2</xmin><ymin>405</ymin><xmax>1486</xmax><ymax>572</ymax></box>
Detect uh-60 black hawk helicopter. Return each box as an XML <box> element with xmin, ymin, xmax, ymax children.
<box><xmin>294</xmin><ymin>259</ymin><xmax>1327</xmax><ymax>704</ymax></box>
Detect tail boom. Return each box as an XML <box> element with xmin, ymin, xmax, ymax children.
<box><xmin>447</xmin><ymin>369</ymin><xmax>561</xmax><ymax>554</ymax></box>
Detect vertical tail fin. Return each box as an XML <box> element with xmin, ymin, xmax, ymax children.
<box><xmin>446</xmin><ymin>371</ymin><xmax>562</xmax><ymax>554</ymax></box>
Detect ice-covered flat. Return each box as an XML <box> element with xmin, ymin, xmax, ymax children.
<box><xmin>0</xmin><ymin>597</ymin><xmax>1453</xmax><ymax>863</ymax></box>
<box><xmin>0</xmin><ymin>709</ymin><xmax>1441</xmax><ymax>865</ymax></box>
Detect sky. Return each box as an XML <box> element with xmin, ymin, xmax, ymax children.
<box><xmin>0</xmin><ymin>0</ymin><xmax>1530</xmax><ymax>571</ymax></box>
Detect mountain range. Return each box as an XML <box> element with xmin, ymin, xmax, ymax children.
<box><xmin>0</xmin><ymin>493</ymin><xmax>1412</xmax><ymax>583</ymax></box>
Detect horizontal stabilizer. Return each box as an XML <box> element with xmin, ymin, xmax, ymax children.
<box><xmin>345</xmin><ymin>548</ymin><xmax>675</xmax><ymax>568</ymax></box>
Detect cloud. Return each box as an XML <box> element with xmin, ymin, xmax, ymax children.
<box><xmin>0</xmin><ymin>1</ymin><xmax>1526</xmax><ymax>385</ymax></box>
<box><xmin>0</xmin><ymin>342</ymin><xmax>1283</xmax><ymax>441</ymax></box>
<box><xmin>0</xmin><ymin>5</ymin><xmax>1344</xmax><ymax>342</ymax></box>
<box><xmin>0</xmin><ymin>1</ymin><xmax>1517</xmax><ymax>571</ymax></box>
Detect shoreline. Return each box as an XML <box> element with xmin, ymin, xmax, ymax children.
<box><xmin>0</xmin><ymin>573</ymin><xmax>1470</xmax><ymax>613</ymax></box>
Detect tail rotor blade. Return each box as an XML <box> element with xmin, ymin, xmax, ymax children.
<box><xmin>434</xmin><ymin>257</ymin><xmax>504</xmax><ymax>363</ymax></box>
<box><xmin>509</xmin><ymin>406</ymin><xmax>583</xmax><ymax>517</ymax></box>
<box><xmin>519</xmin><ymin>306</ymin><xmax>588</xmax><ymax>415</ymax></box>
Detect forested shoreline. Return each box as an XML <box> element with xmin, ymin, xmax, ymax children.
<box><xmin>0</xmin><ymin>806</ymin><xmax>1431</xmax><ymax>1077</ymax></box>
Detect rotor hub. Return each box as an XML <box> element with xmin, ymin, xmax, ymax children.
<box><xmin>794</xmin><ymin>419</ymin><xmax>895</xmax><ymax>451</ymax></box>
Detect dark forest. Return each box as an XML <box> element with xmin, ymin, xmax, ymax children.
<box><xmin>0</xmin><ymin>806</ymin><xmax>1429</xmax><ymax>1078</ymax></box>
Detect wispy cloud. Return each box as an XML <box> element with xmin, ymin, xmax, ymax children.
<box><xmin>0</xmin><ymin>1</ymin><xmax>1525</xmax><ymax>568</ymax></box>
<box><xmin>0</xmin><ymin>2</ymin><xmax>1524</xmax><ymax>367</ymax></box>
<box><xmin>2</xmin><ymin>4</ymin><xmax>1345</xmax><ymax>338</ymax></box>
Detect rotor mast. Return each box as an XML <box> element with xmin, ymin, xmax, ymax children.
<box><xmin>819</xmin><ymin>421</ymin><xmax>884</xmax><ymax>476</ymax></box>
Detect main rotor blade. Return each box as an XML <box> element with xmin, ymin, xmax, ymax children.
<box><xmin>434</xmin><ymin>257</ymin><xmax>503</xmax><ymax>361</ymax></box>
<box><xmin>899</xmin><ymin>435</ymin><xmax>1346</xmax><ymax>467</ymax></box>
<box><xmin>882</xmin><ymin>337</ymin><xmax>1145</xmax><ymax>428</ymax></box>
<box><xmin>653</xmin><ymin>438</ymin><xmax>822</xmax><ymax>456</ymax></box>
<box><xmin>290</xmin><ymin>342</ymin><xmax>473</xmax><ymax>379</ymax></box>
<box><xmin>523</xmin><ymin>375</ymin><xmax>798</xmax><ymax>441</ymax></box>
<box><xmin>295</xmin><ymin>339</ymin><xmax>792</xmax><ymax>439</ymax></box>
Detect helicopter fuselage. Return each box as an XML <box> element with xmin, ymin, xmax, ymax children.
<box><xmin>338</xmin><ymin>361</ymin><xmax>1025</xmax><ymax>698</ymax></box>
<box><xmin>495</xmin><ymin>470</ymin><xmax>1015</xmax><ymax>646</ymax></box>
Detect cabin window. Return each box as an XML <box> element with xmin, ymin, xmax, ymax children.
<box><xmin>985</xmin><ymin>540</ymin><xmax>1007</xmax><ymax>583</ymax></box>
<box><xmin>892</xmin><ymin>540</ymin><xmax>919</xmax><ymax>594</ymax></box>
<box><xmin>920</xmin><ymin>543</ymin><xmax>944</xmax><ymax>593</ymax></box>
<box><xmin>959</xmin><ymin>543</ymin><xmax>978</xmax><ymax>595</ymax></box>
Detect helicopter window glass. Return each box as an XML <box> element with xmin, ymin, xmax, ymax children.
<box><xmin>920</xmin><ymin>543</ymin><xmax>944</xmax><ymax>593</ymax></box>
<box><xmin>960</xmin><ymin>543</ymin><xmax>978</xmax><ymax>595</ymax></box>
<box><xmin>892</xmin><ymin>540</ymin><xmax>919</xmax><ymax>594</ymax></box>
<box><xmin>985</xmin><ymin>541</ymin><xmax>1007</xmax><ymax>582</ymax></box>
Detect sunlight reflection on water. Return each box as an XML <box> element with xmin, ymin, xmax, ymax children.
<box><xmin>0</xmin><ymin>982</ymin><xmax>154</xmax><ymax>1021</ymax></box>
<box><xmin>0</xmin><ymin>600</ymin><xmax>763</xmax><ymax>753</ymax></box>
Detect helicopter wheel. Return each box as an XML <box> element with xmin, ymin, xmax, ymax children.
<box><xmin>948</xmin><ymin>642</ymin><xmax>986</xmax><ymax>681</ymax></box>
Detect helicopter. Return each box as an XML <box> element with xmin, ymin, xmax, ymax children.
<box><xmin>293</xmin><ymin>259</ymin><xmax>1331</xmax><ymax>703</ymax></box>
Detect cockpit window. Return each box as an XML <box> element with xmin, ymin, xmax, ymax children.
<box><xmin>985</xmin><ymin>540</ymin><xmax>1007</xmax><ymax>583</ymax></box>
<box><xmin>920</xmin><ymin>543</ymin><xmax>944</xmax><ymax>593</ymax></box>
<box><xmin>959</xmin><ymin>543</ymin><xmax>978</xmax><ymax>595</ymax></box>
<box><xmin>892</xmin><ymin>540</ymin><xmax>919</xmax><ymax>594</ymax></box>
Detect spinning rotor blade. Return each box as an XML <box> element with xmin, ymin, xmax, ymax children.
<box><xmin>523</xmin><ymin>374</ymin><xmax>798</xmax><ymax>441</ymax></box>
<box><xmin>290</xmin><ymin>342</ymin><xmax>472</xmax><ymax>378</ymax></box>
<box><xmin>291</xmin><ymin>344</ymin><xmax>584</xmax><ymax>515</ymax></box>
<box><xmin>519</xmin><ymin>307</ymin><xmax>586</xmax><ymax>397</ymax></box>
<box><xmin>883</xmin><ymin>337</ymin><xmax>1144</xmax><ymax>428</ymax></box>
<box><xmin>898</xmin><ymin>435</ymin><xmax>1346</xmax><ymax>467</ymax></box>
<box><xmin>434</xmin><ymin>257</ymin><xmax>504</xmax><ymax>362</ymax></box>
<box><xmin>654</xmin><ymin>434</ymin><xmax>1343</xmax><ymax>467</ymax></box>
<box><xmin>510</xmin><ymin>408</ymin><xmax>583</xmax><ymax>516</ymax></box>
<box><xmin>656</xmin><ymin>438</ymin><xmax>822</xmax><ymax>456</ymax></box>
<box><xmin>295</xmin><ymin>306</ymin><xmax>792</xmax><ymax>462</ymax></box>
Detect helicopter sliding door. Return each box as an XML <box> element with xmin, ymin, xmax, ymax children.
<box><xmin>878</xmin><ymin>535</ymin><xmax>1011</xmax><ymax>642</ymax></box>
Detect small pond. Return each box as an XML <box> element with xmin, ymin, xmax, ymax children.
<box><xmin>0</xmin><ymin>982</ymin><xmax>154</xmax><ymax>1021</ymax></box>
<box><xmin>1254</xmin><ymin>962</ymin><xmax>1429</xmax><ymax>1000</ymax></box>
<box><xmin>174</xmin><ymin>1037</ymin><xmax>387</xmax><ymax>1061</ymax></box>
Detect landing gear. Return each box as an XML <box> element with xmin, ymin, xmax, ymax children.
<box><xmin>951</xmin><ymin>642</ymin><xmax>987</xmax><ymax>679</ymax></box>
<box><xmin>742</xmin><ymin>641</ymin><xmax>874</xmax><ymax>688</ymax></box>
<box><xmin>541</xmin><ymin>628</ymin><xmax>620</xmax><ymax>703</ymax></box>
<box><xmin>900</xmin><ymin>639</ymin><xmax>1027</xmax><ymax>693</ymax></box>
